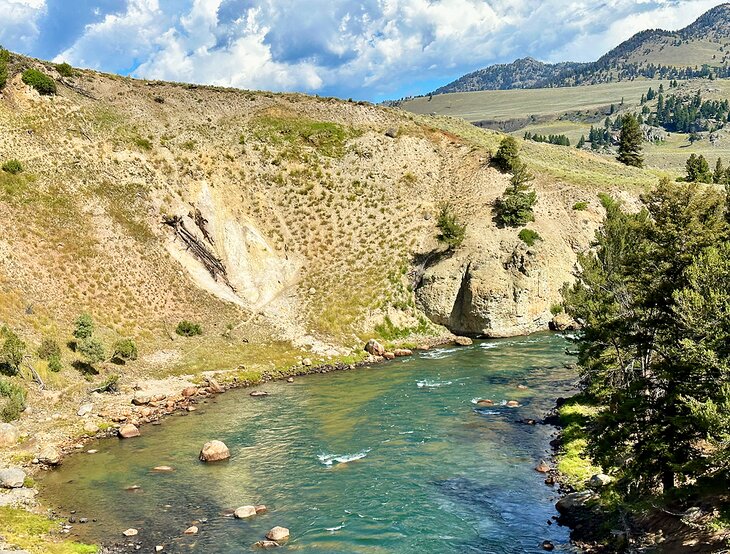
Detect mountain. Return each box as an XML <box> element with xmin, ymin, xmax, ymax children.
<box><xmin>432</xmin><ymin>3</ymin><xmax>730</xmax><ymax>95</ymax></box>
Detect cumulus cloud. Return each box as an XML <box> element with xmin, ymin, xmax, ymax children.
<box><xmin>4</xmin><ymin>0</ymin><xmax>728</xmax><ymax>99</ymax></box>
<box><xmin>0</xmin><ymin>0</ymin><xmax>47</xmax><ymax>49</ymax></box>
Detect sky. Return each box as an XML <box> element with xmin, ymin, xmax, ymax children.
<box><xmin>0</xmin><ymin>0</ymin><xmax>726</xmax><ymax>102</ymax></box>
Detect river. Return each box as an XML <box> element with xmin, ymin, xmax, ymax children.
<box><xmin>40</xmin><ymin>333</ymin><xmax>579</xmax><ymax>553</ymax></box>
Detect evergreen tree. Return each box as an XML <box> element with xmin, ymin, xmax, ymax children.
<box><xmin>576</xmin><ymin>135</ymin><xmax>585</xmax><ymax>149</ymax></box>
<box><xmin>492</xmin><ymin>136</ymin><xmax>520</xmax><ymax>173</ymax></box>
<box><xmin>493</xmin><ymin>159</ymin><xmax>537</xmax><ymax>228</ymax></box>
<box><xmin>617</xmin><ymin>114</ymin><xmax>643</xmax><ymax>167</ymax></box>
<box><xmin>714</xmin><ymin>157</ymin><xmax>725</xmax><ymax>184</ymax></box>
<box><xmin>562</xmin><ymin>181</ymin><xmax>729</xmax><ymax>493</ymax></box>
<box><xmin>686</xmin><ymin>154</ymin><xmax>712</xmax><ymax>183</ymax></box>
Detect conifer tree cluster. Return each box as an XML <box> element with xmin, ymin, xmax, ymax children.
<box><xmin>523</xmin><ymin>132</ymin><xmax>570</xmax><ymax>146</ymax></box>
<box><xmin>492</xmin><ymin>137</ymin><xmax>537</xmax><ymax>227</ymax></box>
<box><xmin>563</xmin><ymin>180</ymin><xmax>730</xmax><ymax>495</ymax></box>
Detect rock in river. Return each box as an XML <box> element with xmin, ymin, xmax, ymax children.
<box><xmin>122</xmin><ymin>528</ymin><xmax>138</xmax><ymax>537</ymax></box>
<box><xmin>266</xmin><ymin>527</ymin><xmax>290</xmax><ymax>541</ymax></box>
<box><xmin>454</xmin><ymin>336</ymin><xmax>473</xmax><ymax>346</ymax></box>
<box><xmin>119</xmin><ymin>424</ymin><xmax>140</xmax><ymax>438</ymax></box>
<box><xmin>535</xmin><ymin>460</ymin><xmax>551</xmax><ymax>473</ymax></box>
<box><xmin>250</xmin><ymin>391</ymin><xmax>269</xmax><ymax>397</ymax></box>
<box><xmin>234</xmin><ymin>505</ymin><xmax>257</xmax><ymax>519</ymax></box>
<box><xmin>183</xmin><ymin>526</ymin><xmax>198</xmax><ymax>535</ymax></box>
<box><xmin>199</xmin><ymin>440</ymin><xmax>230</xmax><ymax>462</ymax></box>
<box><xmin>253</xmin><ymin>540</ymin><xmax>280</xmax><ymax>549</ymax></box>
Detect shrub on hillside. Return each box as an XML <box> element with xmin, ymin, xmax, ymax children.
<box><xmin>436</xmin><ymin>204</ymin><xmax>466</xmax><ymax>249</ymax></box>
<box><xmin>21</xmin><ymin>68</ymin><xmax>56</xmax><ymax>95</ymax></box>
<box><xmin>573</xmin><ymin>201</ymin><xmax>588</xmax><ymax>211</ymax></box>
<box><xmin>112</xmin><ymin>338</ymin><xmax>138</xmax><ymax>363</ymax></box>
<box><xmin>37</xmin><ymin>337</ymin><xmax>60</xmax><ymax>360</ymax></box>
<box><xmin>73</xmin><ymin>313</ymin><xmax>94</xmax><ymax>340</ymax></box>
<box><xmin>54</xmin><ymin>62</ymin><xmax>74</xmax><ymax>78</ymax></box>
<box><xmin>0</xmin><ymin>378</ymin><xmax>26</xmax><ymax>422</ymax></box>
<box><xmin>0</xmin><ymin>326</ymin><xmax>25</xmax><ymax>376</ymax></box>
<box><xmin>2</xmin><ymin>160</ymin><xmax>23</xmax><ymax>174</ymax></box>
<box><xmin>518</xmin><ymin>228</ymin><xmax>542</xmax><ymax>247</ymax></box>
<box><xmin>176</xmin><ymin>320</ymin><xmax>202</xmax><ymax>337</ymax></box>
<box><xmin>77</xmin><ymin>337</ymin><xmax>105</xmax><ymax>366</ymax></box>
<box><xmin>47</xmin><ymin>354</ymin><xmax>63</xmax><ymax>373</ymax></box>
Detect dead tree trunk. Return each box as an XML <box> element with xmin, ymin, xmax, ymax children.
<box><xmin>162</xmin><ymin>215</ymin><xmax>235</xmax><ymax>291</ymax></box>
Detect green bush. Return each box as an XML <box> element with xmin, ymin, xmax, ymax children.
<box><xmin>21</xmin><ymin>68</ymin><xmax>56</xmax><ymax>95</ymax></box>
<box><xmin>518</xmin><ymin>228</ymin><xmax>542</xmax><ymax>246</ymax></box>
<box><xmin>112</xmin><ymin>338</ymin><xmax>138</xmax><ymax>362</ymax></box>
<box><xmin>436</xmin><ymin>204</ymin><xmax>466</xmax><ymax>249</ymax></box>
<box><xmin>0</xmin><ymin>327</ymin><xmax>25</xmax><ymax>376</ymax></box>
<box><xmin>176</xmin><ymin>320</ymin><xmax>202</xmax><ymax>337</ymax></box>
<box><xmin>573</xmin><ymin>201</ymin><xmax>588</xmax><ymax>211</ymax></box>
<box><xmin>47</xmin><ymin>354</ymin><xmax>62</xmax><ymax>373</ymax></box>
<box><xmin>77</xmin><ymin>338</ymin><xmax>105</xmax><ymax>365</ymax></box>
<box><xmin>494</xmin><ymin>188</ymin><xmax>537</xmax><ymax>227</ymax></box>
<box><xmin>0</xmin><ymin>378</ymin><xmax>26</xmax><ymax>422</ymax></box>
<box><xmin>37</xmin><ymin>337</ymin><xmax>60</xmax><ymax>360</ymax></box>
<box><xmin>73</xmin><ymin>313</ymin><xmax>94</xmax><ymax>340</ymax></box>
<box><xmin>550</xmin><ymin>303</ymin><xmax>563</xmax><ymax>316</ymax></box>
<box><xmin>54</xmin><ymin>62</ymin><xmax>74</xmax><ymax>78</ymax></box>
<box><xmin>1</xmin><ymin>160</ymin><xmax>23</xmax><ymax>174</ymax></box>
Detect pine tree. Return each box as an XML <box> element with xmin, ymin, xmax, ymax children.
<box><xmin>576</xmin><ymin>135</ymin><xmax>585</xmax><ymax>149</ymax></box>
<box><xmin>714</xmin><ymin>157</ymin><xmax>725</xmax><ymax>184</ymax></box>
<box><xmin>617</xmin><ymin>114</ymin><xmax>643</xmax><ymax>167</ymax></box>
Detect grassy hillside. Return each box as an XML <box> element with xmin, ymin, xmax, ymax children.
<box><xmin>0</xmin><ymin>52</ymin><xmax>664</xmax><ymax>443</ymax></box>
<box><xmin>401</xmin><ymin>80</ymin><xmax>665</xmax><ymax>122</ymax></box>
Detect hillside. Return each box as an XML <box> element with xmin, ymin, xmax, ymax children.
<box><xmin>431</xmin><ymin>3</ymin><xmax>730</xmax><ymax>94</ymax></box>
<box><xmin>0</xmin><ymin>51</ymin><xmax>663</xmax><ymax>461</ymax></box>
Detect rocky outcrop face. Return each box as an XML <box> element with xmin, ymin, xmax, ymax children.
<box><xmin>416</xmin><ymin>242</ymin><xmax>565</xmax><ymax>337</ymax></box>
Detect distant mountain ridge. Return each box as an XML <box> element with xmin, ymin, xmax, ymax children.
<box><xmin>432</xmin><ymin>3</ymin><xmax>730</xmax><ymax>95</ymax></box>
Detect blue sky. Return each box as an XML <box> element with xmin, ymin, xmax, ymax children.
<box><xmin>0</xmin><ymin>0</ymin><xmax>725</xmax><ymax>101</ymax></box>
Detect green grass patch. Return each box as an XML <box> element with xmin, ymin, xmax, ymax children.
<box><xmin>518</xmin><ymin>228</ymin><xmax>542</xmax><ymax>246</ymax></box>
<box><xmin>0</xmin><ymin>507</ymin><xmax>97</xmax><ymax>554</ymax></box>
<box><xmin>573</xmin><ymin>201</ymin><xmax>588</xmax><ymax>211</ymax></box>
<box><xmin>374</xmin><ymin>315</ymin><xmax>434</xmax><ymax>343</ymax></box>
<box><xmin>249</xmin><ymin>114</ymin><xmax>360</xmax><ymax>159</ymax></box>
<box><xmin>2</xmin><ymin>159</ymin><xmax>23</xmax><ymax>174</ymax></box>
<box><xmin>556</xmin><ymin>395</ymin><xmax>603</xmax><ymax>490</ymax></box>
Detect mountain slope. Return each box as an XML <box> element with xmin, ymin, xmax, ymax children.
<box><xmin>432</xmin><ymin>3</ymin><xmax>730</xmax><ymax>94</ymax></box>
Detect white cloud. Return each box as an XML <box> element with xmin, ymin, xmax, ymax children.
<box><xmin>53</xmin><ymin>0</ymin><xmax>166</xmax><ymax>70</ymax></box>
<box><xmin>10</xmin><ymin>0</ymin><xmax>730</xmax><ymax>98</ymax></box>
<box><xmin>0</xmin><ymin>0</ymin><xmax>47</xmax><ymax>49</ymax></box>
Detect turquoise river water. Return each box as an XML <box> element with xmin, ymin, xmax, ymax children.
<box><xmin>40</xmin><ymin>333</ymin><xmax>579</xmax><ymax>553</ymax></box>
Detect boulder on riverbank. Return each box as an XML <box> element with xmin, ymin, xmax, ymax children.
<box><xmin>0</xmin><ymin>468</ymin><xmax>26</xmax><ymax>488</ymax></box>
<box><xmin>38</xmin><ymin>445</ymin><xmax>62</xmax><ymax>465</ymax></box>
<box><xmin>454</xmin><ymin>336</ymin><xmax>473</xmax><ymax>346</ymax></box>
<box><xmin>199</xmin><ymin>440</ymin><xmax>230</xmax><ymax>462</ymax></box>
<box><xmin>119</xmin><ymin>424</ymin><xmax>140</xmax><ymax>438</ymax></box>
<box><xmin>0</xmin><ymin>423</ymin><xmax>19</xmax><ymax>446</ymax></box>
<box><xmin>364</xmin><ymin>339</ymin><xmax>385</xmax><ymax>356</ymax></box>
<box><xmin>549</xmin><ymin>312</ymin><xmax>581</xmax><ymax>332</ymax></box>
